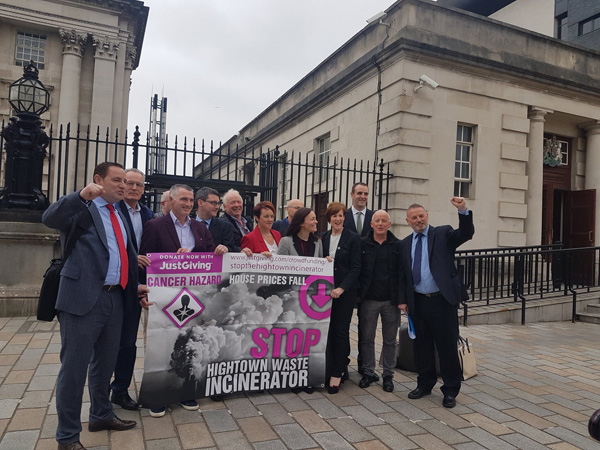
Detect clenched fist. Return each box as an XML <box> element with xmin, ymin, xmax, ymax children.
<box><xmin>450</xmin><ymin>197</ymin><xmax>467</xmax><ymax>212</ymax></box>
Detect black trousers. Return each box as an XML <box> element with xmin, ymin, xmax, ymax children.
<box><xmin>413</xmin><ymin>293</ymin><xmax>461</xmax><ymax>396</ymax></box>
<box><xmin>326</xmin><ymin>290</ymin><xmax>356</xmax><ymax>379</ymax></box>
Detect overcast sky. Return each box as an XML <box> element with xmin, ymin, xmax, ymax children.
<box><xmin>127</xmin><ymin>0</ymin><xmax>397</xmax><ymax>145</ymax></box>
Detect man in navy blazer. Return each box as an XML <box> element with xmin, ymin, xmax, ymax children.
<box><xmin>219</xmin><ymin>189</ymin><xmax>253</xmax><ymax>251</ymax></box>
<box><xmin>344</xmin><ymin>182</ymin><xmax>373</xmax><ymax>238</ymax></box>
<box><xmin>110</xmin><ymin>168</ymin><xmax>154</xmax><ymax>411</ymax></box>
<box><xmin>43</xmin><ymin>162</ymin><xmax>148</xmax><ymax>450</ymax></box>
<box><xmin>399</xmin><ymin>198</ymin><xmax>474</xmax><ymax>409</ymax></box>
<box><xmin>195</xmin><ymin>186</ymin><xmax>235</xmax><ymax>253</ymax></box>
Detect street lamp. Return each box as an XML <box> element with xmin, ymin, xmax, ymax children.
<box><xmin>0</xmin><ymin>61</ymin><xmax>50</xmax><ymax>210</ymax></box>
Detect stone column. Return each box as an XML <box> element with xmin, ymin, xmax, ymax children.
<box><xmin>583</xmin><ymin>122</ymin><xmax>600</xmax><ymax>245</ymax></box>
<box><xmin>121</xmin><ymin>46</ymin><xmax>136</xmax><ymax>135</ymax></box>
<box><xmin>90</xmin><ymin>36</ymin><xmax>119</xmax><ymax>138</ymax></box>
<box><xmin>57</xmin><ymin>29</ymin><xmax>86</xmax><ymax>130</ymax></box>
<box><xmin>56</xmin><ymin>29</ymin><xmax>87</xmax><ymax>193</ymax></box>
<box><xmin>525</xmin><ymin>107</ymin><xmax>552</xmax><ymax>246</ymax></box>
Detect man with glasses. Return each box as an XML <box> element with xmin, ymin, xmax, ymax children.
<box><xmin>273</xmin><ymin>199</ymin><xmax>303</xmax><ymax>236</ymax></box>
<box><xmin>111</xmin><ymin>169</ymin><xmax>154</xmax><ymax>411</ymax></box>
<box><xmin>195</xmin><ymin>187</ymin><xmax>235</xmax><ymax>253</ymax></box>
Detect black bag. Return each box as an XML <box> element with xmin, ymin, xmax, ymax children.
<box><xmin>37</xmin><ymin>210</ymin><xmax>92</xmax><ymax>321</ymax></box>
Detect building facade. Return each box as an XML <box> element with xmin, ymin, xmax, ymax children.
<box><xmin>0</xmin><ymin>0</ymin><xmax>148</xmax><ymax>134</ymax></box>
<box><xmin>217</xmin><ymin>0</ymin><xmax>600</xmax><ymax>250</ymax></box>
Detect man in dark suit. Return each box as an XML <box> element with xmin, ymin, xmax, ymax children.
<box><xmin>344</xmin><ymin>182</ymin><xmax>373</xmax><ymax>374</ymax></box>
<box><xmin>272</xmin><ymin>198</ymin><xmax>303</xmax><ymax>236</ymax></box>
<box><xmin>399</xmin><ymin>197</ymin><xmax>474</xmax><ymax>409</ymax></box>
<box><xmin>195</xmin><ymin>186</ymin><xmax>235</xmax><ymax>253</ymax></box>
<box><xmin>43</xmin><ymin>162</ymin><xmax>148</xmax><ymax>450</ymax></box>
<box><xmin>220</xmin><ymin>189</ymin><xmax>253</xmax><ymax>251</ymax></box>
<box><xmin>140</xmin><ymin>184</ymin><xmax>216</xmax><ymax>255</ymax></box>
<box><xmin>139</xmin><ymin>184</ymin><xmax>223</xmax><ymax>417</ymax></box>
<box><xmin>110</xmin><ymin>168</ymin><xmax>154</xmax><ymax>411</ymax></box>
<box><xmin>344</xmin><ymin>182</ymin><xmax>373</xmax><ymax>238</ymax></box>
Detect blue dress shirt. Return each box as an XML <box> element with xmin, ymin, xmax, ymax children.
<box><xmin>412</xmin><ymin>209</ymin><xmax>469</xmax><ymax>294</ymax></box>
<box><xmin>93</xmin><ymin>197</ymin><xmax>128</xmax><ymax>285</ymax></box>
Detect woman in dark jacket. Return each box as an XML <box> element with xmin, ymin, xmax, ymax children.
<box><xmin>322</xmin><ymin>202</ymin><xmax>361</xmax><ymax>394</ymax></box>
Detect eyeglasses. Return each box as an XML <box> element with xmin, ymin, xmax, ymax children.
<box><xmin>125</xmin><ymin>181</ymin><xmax>144</xmax><ymax>188</ymax></box>
<box><xmin>205</xmin><ymin>200</ymin><xmax>221</xmax><ymax>206</ymax></box>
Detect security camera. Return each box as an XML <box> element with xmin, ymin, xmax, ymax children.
<box><xmin>414</xmin><ymin>74</ymin><xmax>440</xmax><ymax>92</ymax></box>
<box><xmin>367</xmin><ymin>11</ymin><xmax>387</xmax><ymax>24</ymax></box>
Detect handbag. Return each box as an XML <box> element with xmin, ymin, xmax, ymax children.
<box><xmin>37</xmin><ymin>210</ymin><xmax>92</xmax><ymax>321</ymax></box>
<box><xmin>457</xmin><ymin>335</ymin><xmax>478</xmax><ymax>380</ymax></box>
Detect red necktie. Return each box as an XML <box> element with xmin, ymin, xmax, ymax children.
<box><xmin>106</xmin><ymin>204</ymin><xmax>128</xmax><ymax>289</ymax></box>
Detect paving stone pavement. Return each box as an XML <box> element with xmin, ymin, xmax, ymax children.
<box><xmin>0</xmin><ymin>316</ymin><xmax>599</xmax><ymax>449</ymax></box>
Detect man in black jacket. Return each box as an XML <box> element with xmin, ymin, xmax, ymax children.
<box><xmin>358</xmin><ymin>210</ymin><xmax>400</xmax><ymax>392</ymax></box>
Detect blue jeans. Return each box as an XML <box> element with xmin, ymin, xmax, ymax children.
<box><xmin>358</xmin><ymin>300</ymin><xmax>399</xmax><ymax>378</ymax></box>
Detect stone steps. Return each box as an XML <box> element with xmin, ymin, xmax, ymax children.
<box><xmin>576</xmin><ymin>298</ymin><xmax>600</xmax><ymax>324</ymax></box>
<box><xmin>461</xmin><ymin>291</ymin><xmax>600</xmax><ymax>325</ymax></box>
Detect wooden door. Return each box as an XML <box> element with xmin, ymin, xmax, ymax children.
<box><xmin>564</xmin><ymin>189</ymin><xmax>596</xmax><ymax>286</ymax></box>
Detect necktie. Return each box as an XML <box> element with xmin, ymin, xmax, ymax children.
<box><xmin>202</xmin><ymin>220</ymin><xmax>209</xmax><ymax>226</ymax></box>
<box><xmin>106</xmin><ymin>204</ymin><xmax>128</xmax><ymax>289</ymax></box>
<box><xmin>412</xmin><ymin>233</ymin><xmax>423</xmax><ymax>287</ymax></box>
<box><xmin>356</xmin><ymin>211</ymin><xmax>363</xmax><ymax>235</ymax></box>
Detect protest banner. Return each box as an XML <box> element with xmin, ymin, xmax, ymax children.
<box><xmin>138</xmin><ymin>252</ymin><xmax>333</xmax><ymax>408</ymax></box>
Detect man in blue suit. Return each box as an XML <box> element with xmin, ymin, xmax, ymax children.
<box><xmin>110</xmin><ymin>168</ymin><xmax>154</xmax><ymax>411</ymax></box>
<box><xmin>43</xmin><ymin>162</ymin><xmax>149</xmax><ymax>450</ymax></box>
<box><xmin>399</xmin><ymin>197</ymin><xmax>474</xmax><ymax>409</ymax></box>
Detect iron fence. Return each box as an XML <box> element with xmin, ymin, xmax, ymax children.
<box><xmin>457</xmin><ymin>244</ymin><xmax>600</xmax><ymax>325</ymax></box>
<box><xmin>0</xmin><ymin>122</ymin><xmax>392</xmax><ymax>220</ymax></box>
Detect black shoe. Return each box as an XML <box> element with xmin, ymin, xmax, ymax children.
<box><xmin>408</xmin><ymin>387</ymin><xmax>432</xmax><ymax>399</ymax></box>
<box><xmin>88</xmin><ymin>415</ymin><xmax>137</xmax><ymax>432</ymax></box>
<box><xmin>210</xmin><ymin>395</ymin><xmax>224</xmax><ymax>401</ymax></box>
<box><xmin>327</xmin><ymin>384</ymin><xmax>340</xmax><ymax>394</ymax></box>
<box><xmin>110</xmin><ymin>391</ymin><xmax>139</xmax><ymax>411</ymax></box>
<box><xmin>382</xmin><ymin>376</ymin><xmax>394</xmax><ymax>392</ymax></box>
<box><xmin>442</xmin><ymin>394</ymin><xmax>456</xmax><ymax>408</ymax></box>
<box><xmin>58</xmin><ymin>442</ymin><xmax>86</xmax><ymax>450</ymax></box>
<box><xmin>359</xmin><ymin>374</ymin><xmax>378</xmax><ymax>388</ymax></box>
<box><xmin>303</xmin><ymin>386</ymin><xmax>314</xmax><ymax>394</ymax></box>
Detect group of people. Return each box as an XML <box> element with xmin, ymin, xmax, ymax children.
<box><xmin>43</xmin><ymin>162</ymin><xmax>474</xmax><ymax>450</ymax></box>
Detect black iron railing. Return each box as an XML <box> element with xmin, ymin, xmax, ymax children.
<box><xmin>457</xmin><ymin>244</ymin><xmax>600</xmax><ymax>325</ymax></box>
<box><xmin>0</xmin><ymin>122</ymin><xmax>392</xmax><ymax>218</ymax></box>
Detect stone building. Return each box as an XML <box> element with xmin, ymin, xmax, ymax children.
<box><xmin>0</xmin><ymin>0</ymin><xmax>148</xmax><ymax>315</ymax></box>
<box><xmin>218</xmin><ymin>0</ymin><xmax>600</xmax><ymax>249</ymax></box>
<box><xmin>0</xmin><ymin>0</ymin><xmax>148</xmax><ymax>134</ymax></box>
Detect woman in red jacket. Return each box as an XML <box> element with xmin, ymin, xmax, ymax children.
<box><xmin>241</xmin><ymin>201</ymin><xmax>281</xmax><ymax>257</ymax></box>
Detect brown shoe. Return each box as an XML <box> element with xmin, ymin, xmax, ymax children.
<box><xmin>88</xmin><ymin>415</ymin><xmax>136</xmax><ymax>432</ymax></box>
<box><xmin>57</xmin><ymin>441</ymin><xmax>86</xmax><ymax>450</ymax></box>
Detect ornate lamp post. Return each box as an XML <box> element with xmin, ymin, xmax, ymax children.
<box><xmin>0</xmin><ymin>61</ymin><xmax>50</xmax><ymax>210</ymax></box>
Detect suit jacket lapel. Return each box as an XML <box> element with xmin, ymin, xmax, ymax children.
<box><xmin>427</xmin><ymin>225</ymin><xmax>436</xmax><ymax>260</ymax></box>
<box><xmin>190</xmin><ymin>220</ymin><xmax>202</xmax><ymax>250</ymax></box>
<box><xmin>118</xmin><ymin>200</ymin><xmax>138</xmax><ymax>252</ymax></box>
<box><xmin>165</xmin><ymin>216</ymin><xmax>182</xmax><ymax>249</ymax></box>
